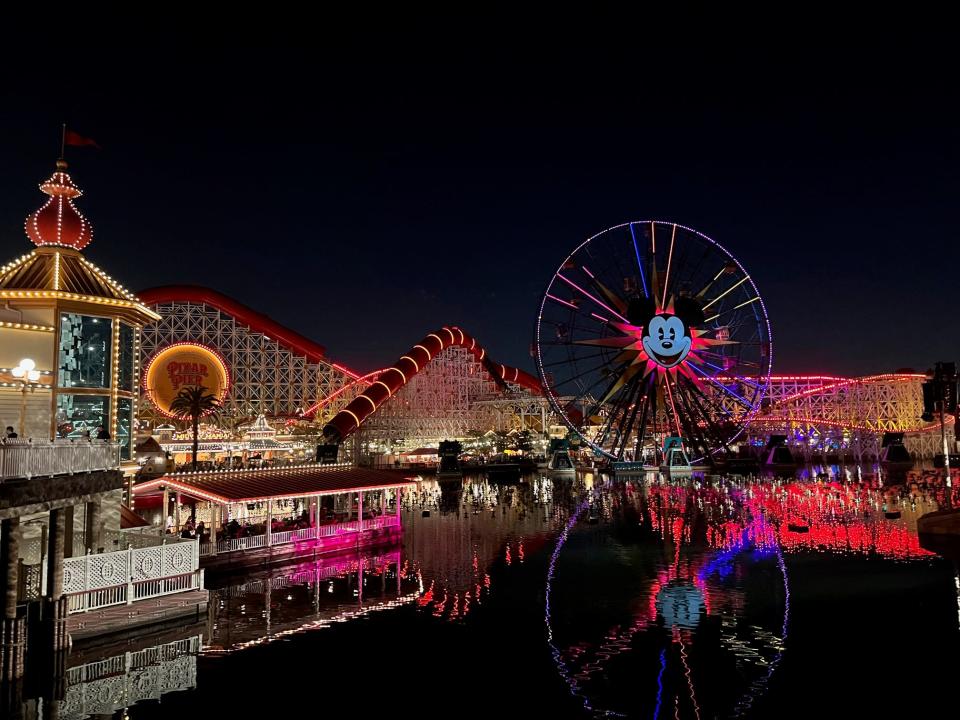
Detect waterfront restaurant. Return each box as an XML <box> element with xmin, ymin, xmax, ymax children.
<box><xmin>132</xmin><ymin>463</ymin><xmax>415</xmax><ymax>560</ymax></box>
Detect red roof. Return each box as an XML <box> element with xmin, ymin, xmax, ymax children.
<box><xmin>25</xmin><ymin>162</ymin><xmax>93</xmax><ymax>251</ymax></box>
<box><xmin>133</xmin><ymin>464</ymin><xmax>417</xmax><ymax>503</ymax></box>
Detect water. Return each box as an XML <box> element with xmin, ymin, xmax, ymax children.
<box><xmin>56</xmin><ymin>471</ymin><xmax>960</xmax><ymax>719</ymax></box>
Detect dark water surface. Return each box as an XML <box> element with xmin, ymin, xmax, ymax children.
<box><xmin>64</xmin><ymin>471</ymin><xmax>958</xmax><ymax>719</ymax></box>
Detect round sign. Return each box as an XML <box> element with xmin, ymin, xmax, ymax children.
<box><xmin>143</xmin><ymin>342</ymin><xmax>230</xmax><ymax>418</ymax></box>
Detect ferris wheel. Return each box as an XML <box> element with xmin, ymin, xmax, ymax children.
<box><xmin>534</xmin><ymin>221</ymin><xmax>772</xmax><ymax>463</ymax></box>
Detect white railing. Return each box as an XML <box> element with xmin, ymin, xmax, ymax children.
<box><xmin>0</xmin><ymin>439</ymin><xmax>120</xmax><ymax>481</ymax></box>
<box><xmin>65</xmin><ymin>635</ymin><xmax>201</xmax><ymax>686</ymax></box>
<box><xmin>215</xmin><ymin>533</ymin><xmax>268</xmax><ymax>554</ymax></box>
<box><xmin>202</xmin><ymin>514</ymin><xmax>400</xmax><ymax>556</ymax></box>
<box><xmin>317</xmin><ymin>520</ymin><xmax>354</xmax><ymax>538</ymax></box>
<box><xmin>62</xmin><ymin>540</ymin><xmax>203</xmax><ymax>614</ymax></box>
<box><xmin>61</xmin><ymin>635</ymin><xmax>200</xmax><ymax>718</ymax></box>
<box><xmin>270</xmin><ymin>530</ymin><xmax>294</xmax><ymax>545</ymax></box>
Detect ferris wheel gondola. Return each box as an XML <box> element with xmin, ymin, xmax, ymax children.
<box><xmin>534</xmin><ymin>221</ymin><xmax>772</xmax><ymax>463</ymax></box>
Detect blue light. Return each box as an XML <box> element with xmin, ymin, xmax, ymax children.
<box><xmin>690</xmin><ymin>364</ymin><xmax>753</xmax><ymax>406</ymax></box>
<box><xmin>629</xmin><ymin>222</ymin><xmax>649</xmax><ymax>298</ymax></box>
<box><xmin>654</xmin><ymin>648</ymin><xmax>666</xmax><ymax>719</ymax></box>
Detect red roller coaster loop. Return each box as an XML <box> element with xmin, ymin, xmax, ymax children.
<box><xmin>323</xmin><ymin>326</ymin><xmax>542</xmax><ymax>442</ymax></box>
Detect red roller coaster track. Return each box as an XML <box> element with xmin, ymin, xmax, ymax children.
<box><xmin>138</xmin><ymin>285</ymin><xmax>360</xmax><ymax>378</ymax></box>
<box><xmin>323</xmin><ymin>326</ymin><xmax>542</xmax><ymax>442</ymax></box>
<box><xmin>139</xmin><ymin>285</ymin><xmax>328</xmax><ymax>364</ymax></box>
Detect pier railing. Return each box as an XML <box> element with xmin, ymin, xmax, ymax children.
<box><xmin>200</xmin><ymin>514</ymin><xmax>400</xmax><ymax>557</ymax></box>
<box><xmin>0</xmin><ymin>439</ymin><xmax>120</xmax><ymax>481</ymax></box>
<box><xmin>62</xmin><ymin>539</ymin><xmax>203</xmax><ymax>614</ymax></box>
<box><xmin>61</xmin><ymin>635</ymin><xmax>200</xmax><ymax>717</ymax></box>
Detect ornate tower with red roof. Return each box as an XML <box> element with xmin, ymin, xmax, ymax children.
<box><xmin>0</xmin><ymin>160</ymin><xmax>160</xmax><ymax>459</ymax></box>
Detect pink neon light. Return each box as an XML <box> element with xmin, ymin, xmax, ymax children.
<box><xmin>590</xmin><ymin>312</ymin><xmax>610</xmax><ymax>323</ymax></box>
<box><xmin>332</xmin><ymin>363</ymin><xmax>362</xmax><ymax>380</ymax></box>
<box><xmin>546</xmin><ymin>293</ymin><xmax>578</xmax><ymax>310</ymax></box>
<box><xmin>556</xmin><ymin>273</ymin><xmax>629</xmax><ymax>323</ymax></box>
<box><xmin>663</xmin><ymin>377</ymin><xmax>684</xmax><ymax>438</ymax></box>
<box><xmin>773</xmin><ymin>374</ymin><xmax>925</xmax><ymax>406</ymax></box>
<box><xmin>302</xmin><ymin>369</ymin><xmax>385</xmax><ymax>416</ymax></box>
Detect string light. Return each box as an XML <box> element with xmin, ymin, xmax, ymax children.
<box><xmin>111</xmin><ymin>320</ymin><xmax>120</xmax><ymax>440</ymax></box>
<box><xmin>24</xmin><ymin>164</ymin><xmax>93</xmax><ymax>251</ymax></box>
<box><xmin>0</xmin><ymin>252</ymin><xmax>36</xmax><ymax>276</ymax></box>
<box><xmin>0</xmin><ymin>321</ymin><xmax>54</xmax><ymax>332</ymax></box>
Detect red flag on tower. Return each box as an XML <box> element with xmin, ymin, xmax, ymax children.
<box><xmin>64</xmin><ymin>129</ymin><xmax>101</xmax><ymax>150</ymax></box>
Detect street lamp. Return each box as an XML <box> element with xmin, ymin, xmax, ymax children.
<box><xmin>11</xmin><ymin>358</ymin><xmax>41</xmax><ymax>438</ymax></box>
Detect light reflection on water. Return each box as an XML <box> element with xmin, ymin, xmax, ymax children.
<box><xmin>64</xmin><ymin>468</ymin><xmax>958</xmax><ymax>719</ymax></box>
<box><xmin>544</xmin><ymin>470</ymin><xmax>950</xmax><ymax>718</ymax></box>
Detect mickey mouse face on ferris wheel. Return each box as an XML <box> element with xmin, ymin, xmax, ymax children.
<box><xmin>630</xmin><ymin>295</ymin><xmax>705</xmax><ymax>370</ymax></box>
<box><xmin>642</xmin><ymin>314</ymin><xmax>692</xmax><ymax>369</ymax></box>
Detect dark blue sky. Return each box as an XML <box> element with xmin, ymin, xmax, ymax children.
<box><xmin>0</xmin><ymin>42</ymin><xmax>956</xmax><ymax>376</ymax></box>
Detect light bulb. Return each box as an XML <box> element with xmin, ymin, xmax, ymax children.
<box><xmin>18</xmin><ymin>358</ymin><xmax>35</xmax><ymax>372</ymax></box>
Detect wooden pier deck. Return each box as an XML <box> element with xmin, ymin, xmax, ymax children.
<box><xmin>67</xmin><ymin>590</ymin><xmax>208</xmax><ymax>648</ymax></box>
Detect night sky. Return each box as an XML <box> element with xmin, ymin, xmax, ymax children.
<box><xmin>1</xmin><ymin>44</ymin><xmax>956</xmax><ymax>376</ymax></box>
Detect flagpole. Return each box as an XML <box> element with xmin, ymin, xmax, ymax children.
<box><xmin>60</xmin><ymin>123</ymin><xmax>66</xmax><ymax>161</ymax></box>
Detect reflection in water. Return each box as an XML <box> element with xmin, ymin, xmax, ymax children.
<box><xmin>545</xmin><ymin>472</ymin><xmax>948</xmax><ymax>718</ymax></box>
<box><xmin>16</xmin><ymin>469</ymin><xmax>955</xmax><ymax>719</ymax></box>
<box><xmin>400</xmin><ymin>475</ymin><xmax>577</xmax><ymax>622</ymax></box>
<box><xmin>60</xmin><ymin>635</ymin><xmax>200</xmax><ymax>719</ymax></box>
<box><xmin>207</xmin><ymin>550</ymin><xmax>419</xmax><ymax>653</ymax></box>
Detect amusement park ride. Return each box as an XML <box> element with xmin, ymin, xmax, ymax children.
<box><xmin>535</xmin><ymin>221</ymin><xmax>772</xmax><ymax>469</ymax></box>
<box><xmin>137</xmin><ymin>222</ymin><xmax>952</xmax><ymax>464</ymax></box>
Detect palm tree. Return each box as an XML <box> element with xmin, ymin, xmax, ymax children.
<box><xmin>170</xmin><ymin>385</ymin><xmax>221</xmax><ymax>471</ymax></box>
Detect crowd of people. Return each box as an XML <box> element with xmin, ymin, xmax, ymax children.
<box><xmin>3</xmin><ymin>425</ymin><xmax>111</xmax><ymax>440</ymax></box>
<box><xmin>172</xmin><ymin>456</ymin><xmax>311</xmax><ymax>473</ymax></box>
<box><xmin>167</xmin><ymin>506</ymin><xmax>389</xmax><ymax>543</ymax></box>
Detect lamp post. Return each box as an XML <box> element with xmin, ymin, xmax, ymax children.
<box><xmin>922</xmin><ymin>362</ymin><xmax>958</xmax><ymax>509</ymax></box>
<box><xmin>11</xmin><ymin>358</ymin><xmax>41</xmax><ymax>438</ymax></box>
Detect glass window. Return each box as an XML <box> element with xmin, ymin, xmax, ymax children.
<box><xmin>58</xmin><ymin>314</ymin><xmax>112</xmax><ymax>389</ymax></box>
<box><xmin>118</xmin><ymin>323</ymin><xmax>135</xmax><ymax>391</ymax></box>
<box><xmin>117</xmin><ymin>397</ymin><xmax>133</xmax><ymax>460</ymax></box>
<box><xmin>55</xmin><ymin>394</ymin><xmax>110</xmax><ymax>440</ymax></box>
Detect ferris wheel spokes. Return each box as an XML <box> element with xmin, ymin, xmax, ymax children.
<box><xmin>535</xmin><ymin>221</ymin><xmax>772</xmax><ymax>463</ymax></box>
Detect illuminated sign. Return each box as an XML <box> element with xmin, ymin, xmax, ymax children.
<box><xmin>143</xmin><ymin>342</ymin><xmax>230</xmax><ymax>417</ymax></box>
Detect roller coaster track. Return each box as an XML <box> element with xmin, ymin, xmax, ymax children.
<box><xmin>323</xmin><ymin>326</ymin><xmax>542</xmax><ymax>442</ymax></box>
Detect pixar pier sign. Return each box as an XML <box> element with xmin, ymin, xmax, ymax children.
<box><xmin>143</xmin><ymin>342</ymin><xmax>231</xmax><ymax>417</ymax></box>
